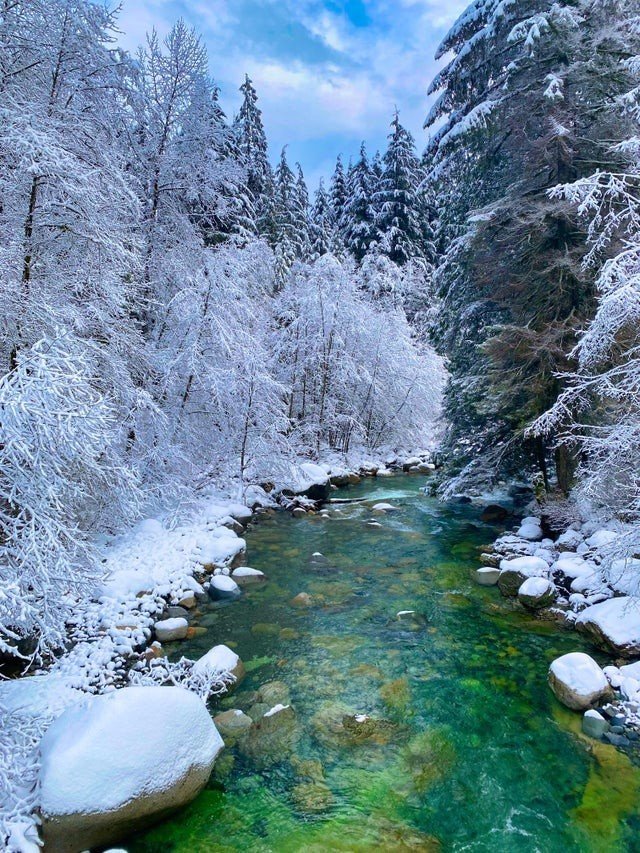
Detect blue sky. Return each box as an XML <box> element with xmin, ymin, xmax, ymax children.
<box><xmin>117</xmin><ymin>0</ymin><xmax>467</xmax><ymax>189</ymax></box>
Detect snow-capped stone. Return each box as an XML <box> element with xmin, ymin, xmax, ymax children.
<box><xmin>39</xmin><ymin>686</ymin><xmax>223</xmax><ymax>852</ymax></box>
<box><xmin>198</xmin><ymin>529</ymin><xmax>246</xmax><ymax>568</ymax></box>
<box><xmin>518</xmin><ymin>577</ymin><xmax>557</xmax><ymax>610</ymax></box>
<box><xmin>603</xmin><ymin>665</ymin><xmax>623</xmax><ymax>688</ymax></box>
<box><xmin>585</xmin><ymin>529</ymin><xmax>619</xmax><ymax>549</ymax></box>
<box><xmin>619</xmin><ymin>660</ymin><xmax>640</xmax><ymax>680</ymax></box>
<box><xmin>553</xmin><ymin>555</ymin><xmax>596</xmax><ymax>580</ymax></box>
<box><xmin>476</xmin><ymin>567</ymin><xmax>501</xmax><ymax>586</ymax></box>
<box><xmin>154</xmin><ymin>617</ymin><xmax>188</xmax><ymax>642</ymax></box>
<box><xmin>290</xmin><ymin>463</ymin><xmax>331</xmax><ymax>501</ymax></box>
<box><xmin>575</xmin><ymin>597</ymin><xmax>640</xmax><ymax>657</ymax></box>
<box><xmin>620</xmin><ymin>676</ymin><xmax>640</xmax><ymax>701</ymax></box>
<box><xmin>193</xmin><ymin>644</ymin><xmax>246</xmax><ymax>684</ymax></box>
<box><xmin>608</xmin><ymin>558</ymin><xmax>640</xmax><ymax>596</ymax></box>
<box><xmin>517</xmin><ymin>518</ymin><xmax>543</xmax><ymax>541</ymax></box>
<box><xmin>208</xmin><ymin>574</ymin><xmax>241</xmax><ymax>600</ymax></box>
<box><xmin>582</xmin><ymin>709</ymin><xmax>609</xmax><ymax>739</ymax></box>
<box><xmin>498</xmin><ymin>556</ymin><xmax>548</xmax><ymax>596</ymax></box>
<box><xmin>232</xmin><ymin>566</ymin><xmax>266</xmax><ymax>585</ymax></box>
<box><xmin>548</xmin><ymin>653</ymin><xmax>613</xmax><ymax>711</ymax></box>
<box><xmin>372</xmin><ymin>502</ymin><xmax>399</xmax><ymax>512</ymax></box>
<box><xmin>557</xmin><ymin>529</ymin><xmax>584</xmax><ymax>552</ymax></box>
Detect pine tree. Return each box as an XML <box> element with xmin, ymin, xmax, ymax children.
<box><xmin>425</xmin><ymin>0</ymin><xmax>632</xmax><ymax>495</ymax></box>
<box><xmin>329</xmin><ymin>155</ymin><xmax>348</xmax><ymax>250</ymax></box>
<box><xmin>342</xmin><ymin>143</ymin><xmax>378</xmax><ymax>262</ymax></box>
<box><xmin>233</xmin><ymin>74</ymin><xmax>274</xmax><ymax>240</ymax></box>
<box><xmin>309</xmin><ymin>179</ymin><xmax>335</xmax><ymax>259</ymax></box>
<box><xmin>374</xmin><ymin>113</ymin><xmax>423</xmax><ymax>265</ymax></box>
<box><xmin>294</xmin><ymin>163</ymin><xmax>311</xmax><ymax>258</ymax></box>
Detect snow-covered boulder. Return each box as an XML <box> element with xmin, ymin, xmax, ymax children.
<box><xmin>556</xmin><ymin>529</ymin><xmax>584</xmax><ymax>552</ymax></box>
<box><xmin>232</xmin><ymin>566</ymin><xmax>266</xmax><ymax>586</ymax></box>
<box><xmin>288</xmin><ymin>463</ymin><xmax>331</xmax><ymax>502</ymax></box>
<box><xmin>498</xmin><ymin>556</ymin><xmax>548</xmax><ymax>597</ymax></box>
<box><xmin>518</xmin><ymin>577</ymin><xmax>557</xmax><ymax>610</ymax></box>
<box><xmin>371</xmin><ymin>502</ymin><xmax>399</xmax><ymax>513</ymax></box>
<box><xmin>582</xmin><ymin>709</ymin><xmax>609</xmax><ymax>739</ymax></box>
<box><xmin>609</xmin><ymin>558</ymin><xmax>640</xmax><ymax>596</ymax></box>
<box><xmin>548</xmin><ymin>653</ymin><xmax>613</xmax><ymax>711</ymax></box>
<box><xmin>475</xmin><ymin>567</ymin><xmax>501</xmax><ymax>586</ymax></box>
<box><xmin>198</xmin><ymin>529</ymin><xmax>246</xmax><ymax>569</ymax></box>
<box><xmin>576</xmin><ymin>597</ymin><xmax>640</xmax><ymax>657</ymax></box>
<box><xmin>585</xmin><ymin>529</ymin><xmax>619</xmax><ymax>550</ymax></box>
<box><xmin>208</xmin><ymin>574</ymin><xmax>241</xmax><ymax>601</ymax></box>
<box><xmin>517</xmin><ymin>517</ymin><xmax>543</xmax><ymax>542</ymax></box>
<box><xmin>154</xmin><ymin>617</ymin><xmax>188</xmax><ymax>642</ymax></box>
<box><xmin>193</xmin><ymin>644</ymin><xmax>246</xmax><ymax>685</ymax></box>
<box><xmin>553</xmin><ymin>555</ymin><xmax>596</xmax><ymax>581</ymax></box>
<box><xmin>39</xmin><ymin>686</ymin><xmax>223</xmax><ymax>852</ymax></box>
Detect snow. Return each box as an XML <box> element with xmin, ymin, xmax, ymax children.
<box><xmin>608</xmin><ymin>558</ymin><xmax>640</xmax><ymax>596</ymax></box>
<box><xmin>517</xmin><ymin>520</ymin><xmax>543</xmax><ymax>541</ymax></box>
<box><xmin>620</xmin><ymin>661</ymin><xmax>640</xmax><ymax>680</ymax></box>
<box><xmin>39</xmin><ymin>686</ymin><xmax>223</xmax><ymax>815</ymax></box>
<box><xmin>290</xmin><ymin>462</ymin><xmax>330</xmax><ymax>493</ymax></box>
<box><xmin>232</xmin><ymin>567</ymin><xmax>265</xmax><ymax>579</ymax></box>
<box><xmin>192</xmin><ymin>644</ymin><xmax>241</xmax><ymax>677</ymax></box>
<box><xmin>0</xmin><ymin>674</ymin><xmax>84</xmax><ymax>719</ymax></box>
<box><xmin>519</xmin><ymin>577</ymin><xmax>553</xmax><ymax>597</ymax></box>
<box><xmin>372</xmin><ymin>502</ymin><xmax>399</xmax><ymax>511</ymax></box>
<box><xmin>549</xmin><ymin>652</ymin><xmax>609</xmax><ymax>696</ymax></box>
<box><xmin>264</xmin><ymin>703</ymin><xmax>290</xmax><ymax>717</ymax></box>
<box><xmin>576</xmin><ymin>597</ymin><xmax>640</xmax><ymax>650</ymax></box>
<box><xmin>585</xmin><ymin>529</ymin><xmax>619</xmax><ymax>549</ymax></box>
<box><xmin>209</xmin><ymin>575</ymin><xmax>240</xmax><ymax>595</ymax></box>
<box><xmin>499</xmin><ymin>556</ymin><xmax>548</xmax><ymax>576</ymax></box>
<box><xmin>553</xmin><ymin>555</ymin><xmax>595</xmax><ymax>579</ymax></box>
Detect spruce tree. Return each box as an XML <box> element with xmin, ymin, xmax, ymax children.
<box><xmin>342</xmin><ymin>143</ymin><xmax>378</xmax><ymax>262</ymax></box>
<box><xmin>374</xmin><ymin>113</ymin><xmax>423</xmax><ymax>265</ymax></box>
<box><xmin>309</xmin><ymin>178</ymin><xmax>335</xmax><ymax>259</ymax></box>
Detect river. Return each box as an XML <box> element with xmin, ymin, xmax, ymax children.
<box><xmin>128</xmin><ymin>476</ymin><xmax>640</xmax><ymax>852</ymax></box>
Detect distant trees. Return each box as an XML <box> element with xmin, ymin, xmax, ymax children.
<box><xmin>0</xmin><ymin>2</ymin><xmax>444</xmax><ymax>659</ymax></box>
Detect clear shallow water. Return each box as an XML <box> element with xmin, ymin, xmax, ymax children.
<box><xmin>128</xmin><ymin>477</ymin><xmax>640</xmax><ymax>852</ymax></box>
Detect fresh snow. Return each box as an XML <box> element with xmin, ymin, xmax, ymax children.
<box><xmin>519</xmin><ymin>577</ymin><xmax>553</xmax><ymax>597</ymax></box>
<box><xmin>549</xmin><ymin>653</ymin><xmax>609</xmax><ymax>697</ymax></box>
<box><xmin>499</xmin><ymin>556</ymin><xmax>548</xmax><ymax>576</ymax></box>
<box><xmin>39</xmin><ymin>686</ymin><xmax>223</xmax><ymax>815</ymax></box>
<box><xmin>192</xmin><ymin>644</ymin><xmax>241</xmax><ymax>677</ymax></box>
<box><xmin>576</xmin><ymin>597</ymin><xmax>640</xmax><ymax>650</ymax></box>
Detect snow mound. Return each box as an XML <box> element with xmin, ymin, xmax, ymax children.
<box><xmin>499</xmin><ymin>556</ymin><xmax>548</xmax><ymax>575</ymax></box>
<box><xmin>585</xmin><ymin>529</ymin><xmax>619</xmax><ymax>549</ymax></box>
<box><xmin>519</xmin><ymin>577</ymin><xmax>553</xmax><ymax>597</ymax></box>
<box><xmin>39</xmin><ymin>686</ymin><xmax>223</xmax><ymax>816</ymax></box>
<box><xmin>576</xmin><ymin>597</ymin><xmax>640</xmax><ymax>656</ymax></box>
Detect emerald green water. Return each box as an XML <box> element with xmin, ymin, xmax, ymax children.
<box><xmin>129</xmin><ymin>477</ymin><xmax>640</xmax><ymax>852</ymax></box>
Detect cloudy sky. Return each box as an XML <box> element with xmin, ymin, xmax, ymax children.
<box><xmin>117</xmin><ymin>0</ymin><xmax>467</xmax><ymax>189</ymax></box>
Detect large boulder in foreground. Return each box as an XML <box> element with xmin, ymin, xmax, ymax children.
<box><xmin>40</xmin><ymin>686</ymin><xmax>223</xmax><ymax>853</ymax></box>
<box><xmin>548</xmin><ymin>652</ymin><xmax>613</xmax><ymax>711</ymax></box>
<box><xmin>575</xmin><ymin>596</ymin><xmax>640</xmax><ymax>657</ymax></box>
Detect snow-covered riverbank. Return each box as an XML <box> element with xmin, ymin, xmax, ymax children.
<box><xmin>478</xmin><ymin>508</ymin><xmax>640</xmax><ymax>748</ymax></box>
<box><xmin>0</xmin><ymin>453</ymin><xmax>434</xmax><ymax>852</ymax></box>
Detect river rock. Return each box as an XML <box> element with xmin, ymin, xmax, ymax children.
<box><xmin>518</xmin><ymin>577</ymin><xmax>557</xmax><ymax>610</ymax></box>
<box><xmin>292</xmin><ymin>508</ymin><xmax>307</xmax><ymax>518</ymax></box>
<box><xmin>372</xmin><ymin>502</ymin><xmax>399</xmax><ymax>513</ymax></box>
<box><xmin>548</xmin><ymin>652</ymin><xmax>613</xmax><ymax>711</ymax></box>
<box><xmin>497</xmin><ymin>556</ymin><xmax>548</xmax><ymax>597</ymax></box>
<box><xmin>154</xmin><ymin>617</ymin><xmax>188</xmax><ymax>642</ymax></box>
<box><xmin>575</xmin><ymin>597</ymin><xmax>640</xmax><ymax>657</ymax></box>
<box><xmin>291</xmin><ymin>592</ymin><xmax>314</xmax><ymax>608</ymax></box>
<box><xmin>481</xmin><ymin>505</ymin><xmax>509</xmax><ymax>523</ymax></box>
<box><xmin>165</xmin><ymin>606</ymin><xmax>189</xmax><ymax>620</ymax></box>
<box><xmin>192</xmin><ymin>644</ymin><xmax>246</xmax><ymax>687</ymax></box>
<box><xmin>476</xmin><ymin>567</ymin><xmax>501</xmax><ymax>586</ymax></box>
<box><xmin>582</xmin><ymin>709</ymin><xmax>609</xmax><ymax>739</ymax></box>
<box><xmin>257</xmin><ymin>680</ymin><xmax>291</xmax><ymax>706</ymax></box>
<box><xmin>232</xmin><ymin>566</ymin><xmax>266</xmax><ymax>585</ymax></box>
<box><xmin>39</xmin><ymin>686</ymin><xmax>223</xmax><ymax>853</ymax></box>
<box><xmin>291</xmin><ymin>781</ymin><xmax>333</xmax><ymax>813</ymax></box>
<box><xmin>177</xmin><ymin>593</ymin><xmax>197</xmax><ymax>609</ymax></box>
<box><xmin>240</xmin><ymin>704</ymin><xmax>299</xmax><ymax>767</ymax></box>
<box><xmin>213</xmin><ymin>709</ymin><xmax>253</xmax><ymax>742</ymax></box>
<box><xmin>208</xmin><ymin>575</ymin><xmax>241</xmax><ymax>601</ymax></box>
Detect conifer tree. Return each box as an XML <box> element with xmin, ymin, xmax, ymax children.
<box><xmin>374</xmin><ymin>113</ymin><xmax>423</xmax><ymax>265</ymax></box>
<box><xmin>329</xmin><ymin>155</ymin><xmax>348</xmax><ymax>248</ymax></box>
<box><xmin>309</xmin><ymin>178</ymin><xmax>335</xmax><ymax>259</ymax></box>
<box><xmin>342</xmin><ymin>143</ymin><xmax>378</xmax><ymax>261</ymax></box>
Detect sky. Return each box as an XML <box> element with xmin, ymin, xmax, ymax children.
<box><xmin>116</xmin><ymin>0</ymin><xmax>468</xmax><ymax>190</ymax></box>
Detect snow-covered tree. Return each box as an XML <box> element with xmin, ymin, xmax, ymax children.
<box><xmin>342</xmin><ymin>143</ymin><xmax>379</xmax><ymax>261</ymax></box>
<box><xmin>309</xmin><ymin>179</ymin><xmax>335</xmax><ymax>259</ymax></box>
<box><xmin>374</xmin><ymin>113</ymin><xmax>424</xmax><ymax>265</ymax></box>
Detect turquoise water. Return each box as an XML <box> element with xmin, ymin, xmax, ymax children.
<box><xmin>128</xmin><ymin>477</ymin><xmax>640</xmax><ymax>852</ymax></box>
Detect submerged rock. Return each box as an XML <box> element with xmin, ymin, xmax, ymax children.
<box><xmin>213</xmin><ymin>709</ymin><xmax>253</xmax><ymax>743</ymax></box>
<box><xmin>548</xmin><ymin>652</ymin><xmax>613</xmax><ymax>711</ymax></box>
<box><xmin>290</xmin><ymin>781</ymin><xmax>334</xmax><ymax>813</ymax></box>
<box><xmin>240</xmin><ymin>704</ymin><xmax>299</xmax><ymax>767</ymax></box>
<box><xmin>291</xmin><ymin>592</ymin><xmax>314</xmax><ymax>608</ymax></box>
<box><xmin>39</xmin><ymin>687</ymin><xmax>223</xmax><ymax>853</ymax></box>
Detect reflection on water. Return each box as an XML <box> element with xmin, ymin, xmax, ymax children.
<box><xmin>128</xmin><ymin>477</ymin><xmax>640</xmax><ymax>852</ymax></box>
